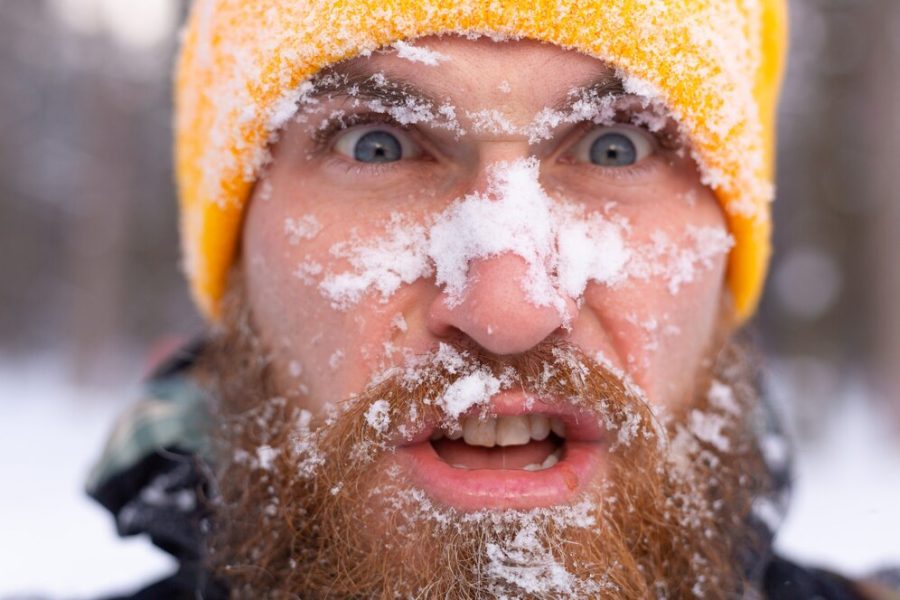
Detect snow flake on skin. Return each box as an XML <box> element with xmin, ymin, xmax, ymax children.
<box><xmin>284</xmin><ymin>214</ymin><xmax>322</xmax><ymax>245</ymax></box>
<box><xmin>390</xmin><ymin>40</ymin><xmax>449</xmax><ymax>66</ymax></box>
<box><xmin>328</xmin><ymin>349</ymin><xmax>345</xmax><ymax>370</ymax></box>
<box><xmin>316</xmin><ymin>158</ymin><xmax>631</xmax><ymax>318</ymax></box>
<box><xmin>288</xmin><ymin>360</ymin><xmax>303</xmax><ymax>377</ymax></box>
<box><xmin>306</xmin><ymin>161</ymin><xmax>729</xmax><ymax>319</ymax></box>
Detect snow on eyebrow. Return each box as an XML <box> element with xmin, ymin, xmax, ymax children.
<box><xmin>295</xmin><ymin>71</ymin><xmax>465</xmax><ymax>136</ymax></box>
<box><xmin>465</xmin><ymin>108</ymin><xmax>519</xmax><ymax>135</ymax></box>
<box><xmin>391</xmin><ymin>40</ymin><xmax>449</xmax><ymax>66</ymax></box>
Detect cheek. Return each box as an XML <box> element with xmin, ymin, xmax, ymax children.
<box><xmin>577</xmin><ymin>190</ymin><xmax>728</xmax><ymax>406</ymax></box>
<box><xmin>243</xmin><ymin>191</ymin><xmax>440</xmax><ymax>406</ymax></box>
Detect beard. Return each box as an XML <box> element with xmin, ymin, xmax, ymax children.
<box><xmin>199</xmin><ymin>283</ymin><xmax>773</xmax><ymax>599</ymax></box>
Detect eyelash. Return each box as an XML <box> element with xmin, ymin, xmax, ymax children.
<box><xmin>311</xmin><ymin>112</ymin><xmax>408</xmax><ymax>153</ymax></box>
<box><xmin>309</xmin><ymin>109</ymin><xmax>681</xmax><ymax>165</ymax></box>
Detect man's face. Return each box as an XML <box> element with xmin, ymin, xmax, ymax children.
<box><xmin>212</xmin><ymin>36</ymin><xmax>763</xmax><ymax>597</ymax></box>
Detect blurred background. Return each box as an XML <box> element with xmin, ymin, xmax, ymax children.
<box><xmin>1</xmin><ymin>0</ymin><xmax>899</xmax><ymax>596</ymax></box>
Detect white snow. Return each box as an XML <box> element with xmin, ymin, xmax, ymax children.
<box><xmin>391</xmin><ymin>40</ymin><xmax>448</xmax><ymax>66</ymax></box>
<box><xmin>256</xmin><ymin>444</ymin><xmax>279</xmax><ymax>470</ymax></box>
<box><xmin>364</xmin><ymin>399</ymin><xmax>392</xmax><ymax>434</ymax></box>
<box><xmin>484</xmin><ymin>522</ymin><xmax>592</xmax><ymax>596</ymax></box>
<box><xmin>319</xmin><ymin>213</ymin><xmax>431</xmax><ymax>308</ymax></box>
<box><xmin>319</xmin><ymin>158</ymin><xmax>632</xmax><ymax>317</ymax></box>
<box><xmin>0</xmin><ymin>357</ymin><xmax>176</xmax><ymax>599</ymax></box>
<box><xmin>687</xmin><ymin>409</ymin><xmax>731</xmax><ymax>452</ymax></box>
<box><xmin>775</xmin><ymin>386</ymin><xmax>900</xmax><ymax>576</ymax></box>
<box><xmin>283</xmin><ymin>214</ymin><xmax>322</xmax><ymax>245</ymax></box>
<box><xmin>436</xmin><ymin>369</ymin><xmax>503</xmax><ymax>419</ymax></box>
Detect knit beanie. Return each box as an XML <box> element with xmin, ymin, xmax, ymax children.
<box><xmin>175</xmin><ymin>0</ymin><xmax>787</xmax><ymax>322</ymax></box>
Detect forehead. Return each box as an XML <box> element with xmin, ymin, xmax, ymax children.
<box><xmin>323</xmin><ymin>36</ymin><xmax>618</xmax><ymax>114</ymax></box>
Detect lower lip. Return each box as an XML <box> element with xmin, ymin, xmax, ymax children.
<box><xmin>393</xmin><ymin>440</ymin><xmax>606</xmax><ymax>511</ymax></box>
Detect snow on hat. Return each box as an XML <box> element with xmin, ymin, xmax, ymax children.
<box><xmin>175</xmin><ymin>0</ymin><xmax>787</xmax><ymax>322</ymax></box>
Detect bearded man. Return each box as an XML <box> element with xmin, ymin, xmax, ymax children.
<box><xmin>87</xmin><ymin>1</ymin><xmax>899</xmax><ymax>599</ymax></box>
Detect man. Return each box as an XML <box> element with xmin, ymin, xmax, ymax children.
<box><xmin>87</xmin><ymin>1</ymin><xmax>899</xmax><ymax>598</ymax></box>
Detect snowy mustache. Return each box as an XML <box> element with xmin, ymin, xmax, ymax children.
<box><xmin>307</xmin><ymin>339</ymin><xmax>661</xmax><ymax>469</ymax></box>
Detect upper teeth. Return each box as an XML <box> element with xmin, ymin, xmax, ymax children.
<box><xmin>432</xmin><ymin>415</ymin><xmax>567</xmax><ymax>448</ymax></box>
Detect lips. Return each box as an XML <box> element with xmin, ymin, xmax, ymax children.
<box><xmin>391</xmin><ymin>391</ymin><xmax>607</xmax><ymax>511</ymax></box>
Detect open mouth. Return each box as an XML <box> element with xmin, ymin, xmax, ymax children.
<box><xmin>429</xmin><ymin>415</ymin><xmax>567</xmax><ymax>471</ymax></box>
<box><xmin>392</xmin><ymin>392</ymin><xmax>607</xmax><ymax>511</ymax></box>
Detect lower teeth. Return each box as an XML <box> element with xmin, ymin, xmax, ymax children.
<box><xmin>446</xmin><ymin>449</ymin><xmax>564</xmax><ymax>472</ymax></box>
<box><xmin>522</xmin><ymin>449</ymin><xmax>561</xmax><ymax>472</ymax></box>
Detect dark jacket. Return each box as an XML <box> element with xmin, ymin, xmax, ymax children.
<box><xmin>88</xmin><ymin>340</ymin><xmax>900</xmax><ymax>600</ymax></box>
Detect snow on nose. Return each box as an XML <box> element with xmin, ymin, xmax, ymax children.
<box><xmin>427</xmin><ymin>251</ymin><xmax>576</xmax><ymax>355</ymax></box>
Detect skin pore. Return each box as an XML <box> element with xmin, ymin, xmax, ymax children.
<box><xmin>206</xmin><ymin>35</ymin><xmax>771</xmax><ymax>597</ymax></box>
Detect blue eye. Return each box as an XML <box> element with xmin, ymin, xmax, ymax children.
<box><xmin>334</xmin><ymin>125</ymin><xmax>421</xmax><ymax>164</ymax></box>
<box><xmin>354</xmin><ymin>130</ymin><xmax>402</xmax><ymax>163</ymax></box>
<box><xmin>590</xmin><ymin>133</ymin><xmax>636</xmax><ymax>166</ymax></box>
<box><xmin>572</xmin><ymin>125</ymin><xmax>654</xmax><ymax>167</ymax></box>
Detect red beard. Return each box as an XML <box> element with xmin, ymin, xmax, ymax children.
<box><xmin>201</xmin><ymin>291</ymin><xmax>771</xmax><ymax>599</ymax></box>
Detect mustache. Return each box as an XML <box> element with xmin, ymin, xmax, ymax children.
<box><xmin>302</xmin><ymin>338</ymin><xmax>665</xmax><ymax>471</ymax></box>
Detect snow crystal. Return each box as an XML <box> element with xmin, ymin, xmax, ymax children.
<box><xmin>319</xmin><ymin>213</ymin><xmax>431</xmax><ymax>308</ymax></box>
<box><xmin>556</xmin><ymin>212</ymin><xmax>630</xmax><ymax>299</ymax></box>
<box><xmin>466</xmin><ymin>108</ymin><xmax>518</xmax><ymax>135</ymax></box>
<box><xmin>707</xmin><ymin>380</ymin><xmax>740</xmax><ymax>416</ymax></box>
<box><xmin>391</xmin><ymin>313</ymin><xmax>408</xmax><ymax>333</ymax></box>
<box><xmin>364</xmin><ymin>400</ymin><xmax>391</xmax><ymax>434</ymax></box>
<box><xmin>328</xmin><ymin>349</ymin><xmax>345</xmax><ymax>370</ymax></box>
<box><xmin>284</xmin><ymin>214</ymin><xmax>322</xmax><ymax>245</ymax></box>
<box><xmin>310</xmin><ymin>131</ymin><xmax>724</xmax><ymax>314</ymax></box>
<box><xmin>431</xmin><ymin>342</ymin><xmax>468</xmax><ymax>375</ymax></box>
<box><xmin>485</xmin><ymin>522</ymin><xmax>591</xmax><ymax>597</ymax></box>
<box><xmin>256</xmin><ymin>445</ymin><xmax>279</xmax><ymax>471</ymax></box>
<box><xmin>288</xmin><ymin>360</ymin><xmax>303</xmax><ymax>377</ymax></box>
<box><xmin>291</xmin><ymin>409</ymin><xmax>324</xmax><ymax>478</ymax></box>
<box><xmin>391</xmin><ymin>40</ymin><xmax>448</xmax><ymax>66</ymax></box>
<box><xmin>437</xmin><ymin>369</ymin><xmax>503</xmax><ymax>419</ymax></box>
<box><xmin>620</xmin><ymin>71</ymin><xmax>662</xmax><ymax>106</ymax></box>
<box><xmin>371</xmin><ymin>483</ymin><xmax>606</xmax><ymax>597</ymax></box>
<box><xmin>687</xmin><ymin>410</ymin><xmax>731</xmax><ymax>452</ymax></box>
<box><xmin>293</xmin><ymin>258</ymin><xmax>323</xmax><ymax>285</ymax></box>
<box><xmin>626</xmin><ymin>225</ymin><xmax>734</xmax><ymax>295</ymax></box>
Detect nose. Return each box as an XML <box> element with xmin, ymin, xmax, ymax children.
<box><xmin>426</xmin><ymin>252</ymin><xmax>577</xmax><ymax>356</ymax></box>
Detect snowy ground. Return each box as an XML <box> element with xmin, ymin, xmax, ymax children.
<box><xmin>774</xmin><ymin>386</ymin><xmax>900</xmax><ymax>576</ymax></box>
<box><xmin>0</xmin><ymin>358</ymin><xmax>175</xmax><ymax>600</ymax></box>
<box><xmin>1</xmin><ymin>357</ymin><xmax>898</xmax><ymax>598</ymax></box>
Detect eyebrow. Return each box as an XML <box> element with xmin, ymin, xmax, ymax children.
<box><xmin>552</xmin><ymin>72</ymin><xmax>626</xmax><ymax>113</ymax></box>
<box><xmin>307</xmin><ymin>65</ymin><xmax>626</xmax><ymax>114</ymax></box>
<box><xmin>306</xmin><ymin>65</ymin><xmax>443</xmax><ymax>109</ymax></box>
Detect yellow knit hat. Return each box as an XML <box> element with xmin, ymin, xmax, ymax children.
<box><xmin>175</xmin><ymin>0</ymin><xmax>787</xmax><ymax>322</ymax></box>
